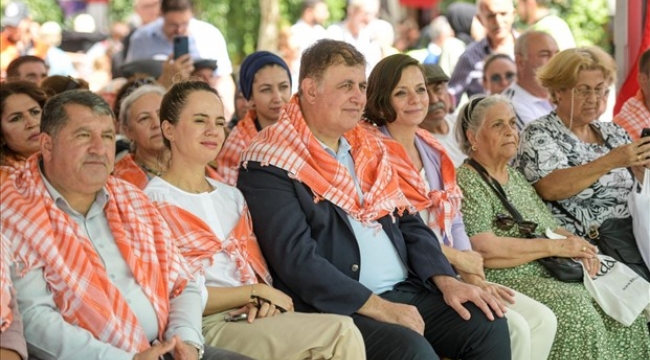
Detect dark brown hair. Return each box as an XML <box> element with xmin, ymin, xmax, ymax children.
<box><xmin>364</xmin><ymin>54</ymin><xmax>424</xmax><ymax>126</ymax></box>
<box><xmin>0</xmin><ymin>81</ymin><xmax>48</xmax><ymax>162</ymax></box>
<box><xmin>6</xmin><ymin>55</ymin><xmax>47</xmax><ymax>80</ymax></box>
<box><xmin>40</xmin><ymin>75</ymin><xmax>90</xmax><ymax>97</ymax></box>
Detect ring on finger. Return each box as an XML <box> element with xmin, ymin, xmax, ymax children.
<box><xmin>581</xmin><ymin>246</ymin><xmax>586</xmax><ymax>252</ymax></box>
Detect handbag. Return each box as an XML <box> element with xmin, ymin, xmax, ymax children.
<box><xmin>581</xmin><ymin>254</ymin><xmax>650</xmax><ymax>326</ymax></box>
<box><xmin>629</xmin><ymin>168</ymin><xmax>650</xmax><ymax>269</ymax></box>
<box><xmin>465</xmin><ymin>159</ymin><xmax>584</xmax><ymax>282</ymax></box>
<box><xmin>551</xmin><ymin>202</ymin><xmax>650</xmax><ymax>283</ymax></box>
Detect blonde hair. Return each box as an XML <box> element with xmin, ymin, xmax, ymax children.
<box><xmin>537</xmin><ymin>46</ymin><xmax>616</xmax><ymax>105</ymax></box>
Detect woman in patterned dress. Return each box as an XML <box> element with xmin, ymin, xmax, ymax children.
<box><xmin>516</xmin><ymin>47</ymin><xmax>650</xmax><ymax>239</ymax></box>
<box><xmin>455</xmin><ymin>94</ymin><xmax>650</xmax><ymax>360</ymax></box>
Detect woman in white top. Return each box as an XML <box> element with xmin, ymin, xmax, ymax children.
<box><xmin>144</xmin><ymin>80</ymin><xmax>365</xmax><ymax>360</ymax></box>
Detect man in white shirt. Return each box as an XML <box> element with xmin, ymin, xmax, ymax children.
<box><xmin>291</xmin><ymin>0</ymin><xmax>330</xmax><ymax>56</ymax></box>
<box><xmin>419</xmin><ymin>64</ymin><xmax>467</xmax><ymax>167</ymax></box>
<box><xmin>326</xmin><ymin>0</ymin><xmax>382</xmax><ymax>73</ymax></box>
<box><xmin>502</xmin><ymin>30</ymin><xmax>558</xmax><ymax>130</ymax></box>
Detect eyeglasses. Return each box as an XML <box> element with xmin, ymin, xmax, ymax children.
<box><xmin>489</xmin><ymin>72</ymin><xmax>516</xmax><ymax>83</ymax></box>
<box><xmin>573</xmin><ymin>86</ymin><xmax>609</xmax><ymax>99</ymax></box>
<box><xmin>494</xmin><ymin>214</ymin><xmax>538</xmax><ymax>237</ymax></box>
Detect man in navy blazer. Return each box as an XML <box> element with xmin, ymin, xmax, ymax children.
<box><xmin>237</xmin><ymin>39</ymin><xmax>510</xmax><ymax>360</ymax></box>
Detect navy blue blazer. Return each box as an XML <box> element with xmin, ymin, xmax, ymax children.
<box><xmin>238</xmin><ymin>161</ymin><xmax>456</xmax><ymax>315</ymax></box>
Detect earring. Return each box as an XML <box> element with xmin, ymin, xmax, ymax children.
<box><xmin>471</xmin><ymin>144</ymin><xmax>477</xmax><ymax>151</ymax></box>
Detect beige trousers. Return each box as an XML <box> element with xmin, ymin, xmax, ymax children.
<box><xmin>506</xmin><ymin>289</ymin><xmax>557</xmax><ymax>360</ymax></box>
<box><xmin>203</xmin><ymin>310</ymin><xmax>366</xmax><ymax>360</ymax></box>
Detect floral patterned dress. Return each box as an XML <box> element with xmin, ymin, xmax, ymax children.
<box><xmin>457</xmin><ymin>164</ymin><xmax>650</xmax><ymax>360</ymax></box>
<box><xmin>515</xmin><ymin>112</ymin><xmax>633</xmax><ymax>237</ymax></box>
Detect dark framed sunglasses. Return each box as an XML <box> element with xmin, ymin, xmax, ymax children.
<box><xmin>489</xmin><ymin>72</ymin><xmax>516</xmax><ymax>84</ymax></box>
<box><xmin>494</xmin><ymin>214</ymin><xmax>538</xmax><ymax>236</ymax></box>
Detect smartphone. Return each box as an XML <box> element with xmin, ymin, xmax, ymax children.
<box><xmin>641</xmin><ymin>128</ymin><xmax>650</xmax><ymax>138</ymax></box>
<box><xmin>173</xmin><ymin>36</ymin><xmax>189</xmax><ymax>60</ymax></box>
<box><xmin>224</xmin><ymin>313</ymin><xmax>248</xmax><ymax>322</ymax></box>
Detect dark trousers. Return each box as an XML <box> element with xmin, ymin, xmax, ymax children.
<box><xmin>353</xmin><ymin>282</ymin><xmax>511</xmax><ymax>360</ymax></box>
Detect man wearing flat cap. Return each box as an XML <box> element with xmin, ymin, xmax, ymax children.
<box><xmin>419</xmin><ymin>64</ymin><xmax>466</xmax><ymax>166</ymax></box>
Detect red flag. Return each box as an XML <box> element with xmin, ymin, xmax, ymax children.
<box><xmin>614</xmin><ymin>4</ymin><xmax>650</xmax><ymax>115</ymax></box>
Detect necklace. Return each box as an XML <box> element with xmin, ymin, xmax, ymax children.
<box><xmin>136</xmin><ymin>161</ymin><xmax>164</xmax><ymax>177</ymax></box>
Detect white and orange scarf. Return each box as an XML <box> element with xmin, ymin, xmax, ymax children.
<box><xmin>368</xmin><ymin>125</ymin><xmax>463</xmax><ymax>246</ymax></box>
<box><xmin>217</xmin><ymin>110</ymin><xmax>260</xmax><ymax>186</ymax></box>
<box><xmin>0</xmin><ymin>234</ymin><xmax>13</xmax><ymax>333</ymax></box>
<box><xmin>241</xmin><ymin>95</ymin><xmax>408</xmax><ymax>225</ymax></box>
<box><xmin>155</xmin><ymin>202</ymin><xmax>272</xmax><ymax>285</ymax></box>
<box><xmin>1</xmin><ymin>155</ymin><xmax>191</xmax><ymax>352</ymax></box>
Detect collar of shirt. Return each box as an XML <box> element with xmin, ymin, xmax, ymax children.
<box><xmin>316</xmin><ymin>136</ymin><xmax>364</xmax><ymax>204</ymax></box>
<box><xmin>316</xmin><ymin>136</ymin><xmax>352</xmax><ymax>160</ymax></box>
<box><xmin>39</xmin><ymin>160</ymin><xmax>110</xmax><ymax>218</ymax></box>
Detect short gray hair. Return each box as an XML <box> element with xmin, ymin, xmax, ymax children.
<box><xmin>118</xmin><ymin>84</ymin><xmax>166</xmax><ymax>131</ymax></box>
<box><xmin>455</xmin><ymin>94</ymin><xmax>515</xmax><ymax>155</ymax></box>
<box><xmin>41</xmin><ymin>90</ymin><xmax>114</xmax><ymax>137</ymax></box>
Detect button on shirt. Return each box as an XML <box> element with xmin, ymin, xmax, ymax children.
<box><xmin>320</xmin><ymin>137</ymin><xmax>408</xmax><ymax>294</ymax></box>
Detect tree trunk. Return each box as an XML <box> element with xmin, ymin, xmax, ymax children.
<box><xmin>258</xmin><ymin>0</ymin><xmax>280</xmax><ymax>52</ymax></box>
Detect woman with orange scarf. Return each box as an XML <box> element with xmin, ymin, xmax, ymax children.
<box><xmin>364</xmin><ymin>54</ymin><xmax>557</xmax><ymax>360</ymax></box>
<box><xmin>0</xmin><ymin>81</ymin><xmax>47</xmax><ymax>183</ymax></box>
<box><xmin>144</xmin><ymin>80</ymin><xmax>365</xmax><ymax>360</ymax></box>
<box><xmin>216</xmin><ymin>51</ymin><xmax>292</xmax><ymax>185</ymax></box>
<box><xmin>1</xmin><ymin>234</ymin><xmax>27</xmax><ymax>360</ymax></box>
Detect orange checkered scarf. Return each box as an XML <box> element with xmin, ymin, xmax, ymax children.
<box><xmin>113</xmin><ymin>154</ymin><xmax>224</xmax><ymax>188</ymax></box>
<box><xmin>113</xmin><ymin>154</ymin><xmax>149</xmax><ymax>189</ymax></box>
<box><xmin>155</xmin><ymin>202</ymin><xmax>272</xmax><ymax>285</ymax></box>
<box><xmin>217</xmin><ymin>110</ymin><xmax>259</xmax><ymax>185</ymax></box>
<box><xmin>0</xmin><ymin>234</ymin><xmax>13</xmax><ymax>333</ymax></box>
<box><xmin>241</xmin><ymin>95</ymin><xmax>408</xmax><ymax>225</ymax></box>
<box><xmin>369</xmin><ymin>125</ymin><xmax>463</xmax><ymax>246</ymax></box>
<box><xmin>614</xmin><ymin>90</ymin><xmax>650</xmax><ymax>141</ymax></box>
<box><xmin>1</xmin><ymin>155</ymin><xmax>191</xmax><ymax>353</ymax></box>
<box><xmin>0</xmin><ymin>153</ymin><xmax>27</xmax><ymax>184</ymax></box>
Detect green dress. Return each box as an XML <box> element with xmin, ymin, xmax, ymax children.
<box><xmin>456</xmin><ymin>164</ymin><xmax>650</xmax><ymax>360</ymax></box>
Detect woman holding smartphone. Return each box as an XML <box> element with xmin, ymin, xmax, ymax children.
<box><xmin>144</xmin><ymin>80</ymin><xmax>365</xmax><ymax>360</ymax></box>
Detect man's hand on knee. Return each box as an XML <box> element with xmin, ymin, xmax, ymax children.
<box><xmin>358</xmin><ymin>294</ymin><xmax>425</xmax><ymax>334</ymax></box>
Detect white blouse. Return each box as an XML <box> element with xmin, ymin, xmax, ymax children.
<box><xmin>144</xmin><ymin>177</ymin><xmax>256</xmax><ymax>309</ymax></box>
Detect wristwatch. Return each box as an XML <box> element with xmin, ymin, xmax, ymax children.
<box><xmin>183</xmin><ymin>340</ymin><xmax>204</xmax><ymax>359</ymax></box>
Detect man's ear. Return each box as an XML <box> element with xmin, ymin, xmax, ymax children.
<box><xmin>302</xmin><ymin>78</ymin><xmax>318</xmax><ymax>104</ymax></box>
<box><xmin>40</xmin><ymin>132</ymin><xmax>53</xmax><ymax>161</ymax></box>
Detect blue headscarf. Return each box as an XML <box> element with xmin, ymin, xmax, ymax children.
<box><xmin>239</xmin><ymin>51</ymin><xmax>292</xmax><ymax>100</ymax></box>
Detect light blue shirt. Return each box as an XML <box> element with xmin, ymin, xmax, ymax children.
<box><xmin>10</xmin><ymin>168</ymin><xmax>203</xmax><ymax>360</ymax></box>
<box><xmin>125</xmin><ymin>17</ymin><xmax>233</xmax><ymax>77</ymax></box>
<box><xmin>320</xmin><ymin>137</ymin><xmax>407</xmax><ymax>294</ymax></box>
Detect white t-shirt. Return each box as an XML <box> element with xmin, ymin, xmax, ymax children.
<box><xmin>428</xmin><ymin>115</ymin><xmax>467</xmax><ymax>168</ymax></box>
<box><xmin>144</xmin><ymin>177</ymin><xmax>255</xmax><ymax>309</ymax></box>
